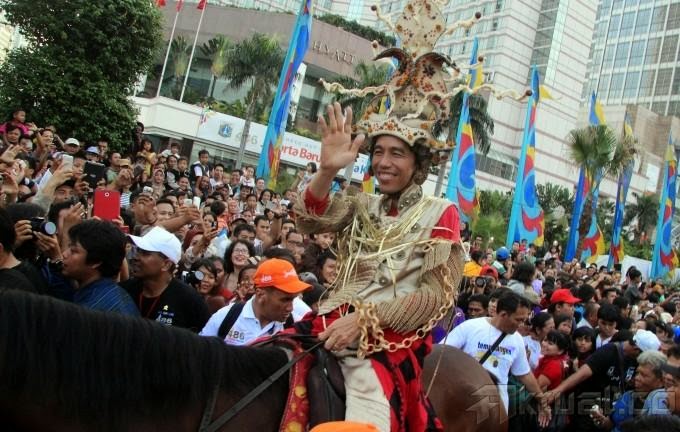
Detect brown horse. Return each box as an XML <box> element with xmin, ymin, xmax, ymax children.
<box><xmin>0</xmin><ymin>290</ymin><xmax>505</xmax><ymax>432</ymax></box>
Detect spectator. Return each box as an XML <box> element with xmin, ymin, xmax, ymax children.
<box><xmin>0</xmin><ymin>206</ymin><xmax>40</xmax><ymax>292</ymax></box>
<box><xmin>534</xmin><ymin>330</ymin><xmax>570</xmax><ymax>391</ymax></box>
<box><xmin>466</xmin><ymin>293</ymin><xmax>489</xmax><ymax>319</ymax></box>
<box><xmin>187</xmin><ymin>258</ymin><xmax>225</xmax><ymax>314</ymax></box>
<box><xmin>549</xmin><ymin>288</ymin><xmax>580</xmax><ymax>318</ymax></box>
<box><xmin>596</xmin><ymin>303</ymin><xmax>620</xmax><ymax>348</ymax></box>
<box><xmin>61</xmin><ymin>220</ymin><xmax>138</xmax><ymax>316</ymax></box>
<box><xmin>190</xmin><ymin>149</ymin><xmax>211</xmax><ymax>184</ymax></box>
<box><xmin>463</xmin><ymin>249</ymin><xmax>486</xmax><ymax>277</ymax></box>
<box><xmin>571</xmin><ymin>326</ymin><xmax>596</xmax><ymax>370</ymax></box>
<box><xmin>199</xmin><ymin>258</ymin><xmax>310</xmax><ymax>345</ymax></box>
<box><xmin>524</xmin><ymin>312</ymin><xmax>555</xmax><ymax>370</ymax></box>
<box><xmin>578</xmin><ymin>301</ymin><xmax>600</xmax><ymax>329</ymax></box>
<box><xmin>222</xmin><ymin>239</ymin><xmax>256</xmax><ymax>295</ymax></box>
<box><xmin>624</xmin><ymin>268</ymin><xmax>643</xmax><ymax>305</ymax></box>
<box><xmin>122</xmin><ymin>226</ymin><xmax>210</xmax><ymax>331</ymax></box>
<box><xmin>554</xmin><ymin>313</ymin><xmax>573</xmax><ymax>335</ymax></box>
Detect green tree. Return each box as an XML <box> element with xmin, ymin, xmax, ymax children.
<box><xmin>624</xmin><ymin>192</ymin><xmax>658</xmax><ymax>245</ymax></box>
<box><xmin>567</xmin><ymin>125</ymin><xmax>636</xmax><ymax>253</ymax></box>
<box><xmin>162</xmin><ymin>35</ymin><xmax>191</xmax><ymax>99</ymax></box>
<box><xmin>201</xmin><ymin>35</ymin><xmax>232</xmax><ymax>100</ymax></box>
<box><xmin>472</xmin><ymin>213</ymin><xmax>507</xmax><ymax>249</ymax></box>
<box><xmin>445</xmin><ymin>78</ymin><xmax>495</xmax><ymax>155</ymax></box>
<box><xmin>331</xmin><ymin>62</ymin><xmax>391</xmax><ymax>120</ymax></box>
<box><xmin>0</xmin><ymin>0</ymin><xmax>162</xmax><ymax>151</ymax></box>
<box><xmin>224</xmin><ymin>33</ymin><xmax>284</xmax><ymax>167</ymax></box>
<box><xmin>536</xmin><ymin>183</ymin><xmax>573</xmax><ymax>248</ymax></box>
<box><xmin>478</xmin><ymin>190</ymin><xmax>512</xmax><ymax>216</ymax></box>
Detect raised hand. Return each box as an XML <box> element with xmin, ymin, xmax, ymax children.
<box><xmin>317</xmin><ymin>102</ymin><xmax>365</xmax><ymax>173</ymax></box>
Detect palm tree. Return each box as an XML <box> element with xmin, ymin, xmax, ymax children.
<box><xmin>201</xmin><ymin>35</ymin><xmax>232</xmax><ymax>100</ymax></box>
<box><xmin>223</xmin><ymin>33</ymin><xmax>284</xmax><ymax>168</ymax></box>
<box><xmin>596</xmin><ymin>198</ymin><xmax>616</xmax><ymax>241</ymax></box>
<box><xmin>624</xmin><ymin>192</ymin><xmax>658</xmax><ymax>244</ymax></box>
<box><xmin>444</xmin><ymin>78</ymin><xmax>495</xmax><ymax>155</ymax></box>
<box><xmin>567</xmin><ymin>124</ymin><xmax>636</xmax><ymax>255</ymax></box>
<box><xmin>167</xmin><ymin>35</ymin><xmax>191</xmax><ymax>98</ymax></box>
<box><xmin>331</xmin><ymin>61</ymin><xmax>391</xmax><ymax>120</ymax></box>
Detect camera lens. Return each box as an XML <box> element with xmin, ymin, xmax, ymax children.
<box><xmin>29</xmin><ymin>217</ymin><xmax>57</xmax><ymax>236</ymax></box>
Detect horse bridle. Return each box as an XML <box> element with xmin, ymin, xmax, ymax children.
<box><xmin>199</xmin><ymin>337</ymin><xmax>325</xmax><ymax>432</ymax></box>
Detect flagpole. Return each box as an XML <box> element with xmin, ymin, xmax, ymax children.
<box><xmin>180</xmin><ymin>2</ymin><xmax>207</xmax><ymax>102</ymax></box>
<box><xmin>156</xmin><ymin>8</ymin><xmax>180</xmax><ymax>98</ymax></box>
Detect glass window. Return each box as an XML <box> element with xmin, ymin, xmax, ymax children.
<box><xmin>608</xmin><ymin>15</ymin><xmax>621</xmax><ymax>38</ymax></box>
<box><xmin>496</xmin><ymin>0</ymin><xmax>503</xmax><ymax>12</ymax></box>
<box><xmin>614</xmin><ymin>42</ymin><xmax>630</xmax><ymax>68</ymax></box>
<box><xmin>645</xmin><ymin>38</ymin><xmax>661</xmax><ymax>63</ymax></box>
<box><xmin>623</xmin><ymin>71</ymin><xmax>640</xmax><ymax>98</ymax></box>
<box><xmin>619</xmin><ymin>12</ymin><xmax>635</xmax><ymax>37</ymax></box>
<box><xmin>651</xmin><ymin>101</ymin><xmax>667</xmax><ymax>114</ymax></box>
<box><xmin>609</xmin><ymin>73</ymin><xmax>625</xmax><ymax>99</ymax></box>
<box><xmin>661</xmin><ymin>35</ymin><xmax>679</xmax><ymax>62</ymax></box>
<box><xmin>612</xmin><ymin>0</ymin><xmax>623</xmax><ymax>11</ymax></box>
<box><xmin>639</xmin><ymin>70</ymin><xmax>656</xmax><ymax>96</ymax></box>
<box><xmin>602</xmin><ymin>0</ymin><xmax>612</xmax><ymax>13</ymax></box>
<box><xmin>635</xmin><ymin>9</ymin><xmax>651</xmax><ymax>33</ymax></box>
<box><xmin>655</xmin><ymin>68</ymin><xmax>673</xmax><ymax>95</ymax></box>
<box><xmin>599</xmin><ymin>74</ymin><xmax>611</xmax><ymax>97</ymax></box>
<box><xmin>629</xmin><ymin>40</ymin><xmax>645</xmax><ymax>66</ymax></box>
<box><xmin>667</xmin><ymin>3</ymin><xmax>680</xmax><ymax>30</ymax></box>
<box><xmin>593</xmin><ymin>48</ymin><xmax>604</xmax><ymax>65</ymax></box>
<box><xmin>603</xmin><ymin>44</ymin><xmax>616</xmax><ymax>68</ymax></box>
<box><xmin>669</xmin><ymin>101</ymin><xmax>680</xmax><ymax>116</ymax></box>
<box><xmin>651</xmin><ymin>5</ymin><xmax>667</xmax><ymax>32</ymax></box>
<box><xmin>674</xmin><ymin>68</ymin><xmax>680</xmax><ymax>95</ymax></box>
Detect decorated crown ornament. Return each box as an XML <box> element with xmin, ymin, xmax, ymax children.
<box><xmin>319</xmin><ymin>0</ymin><xmax>532</xmax><ymax>154</ymax></box>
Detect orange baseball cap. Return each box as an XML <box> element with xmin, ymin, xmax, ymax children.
<box><xmin>310</xmin><ymin>422</ymin><xmax>379</xmax><ymax>432</ymax></box>
<box><xmin>254</xmin><ymin>258</ymin><xmax>311</xmax><ymax>294</ymax></box>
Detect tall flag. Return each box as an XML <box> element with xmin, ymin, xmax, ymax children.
<box><xmin>506</xmin><ymin>66</ymin><xmax>544</xmax><ymax>248</ymax></box>
<box><xmin>468</xmin><ymin>37</ymin><xmax>483</xmax><ymax>89</ymax></box>
<box><xmin>607</xmin><ymin>112</ymin><xmax>634</xmax><ymax>269</ymax></box>
<box><xmin>176</xmin><ymin>0</ymin><xmax>184</xmax><ymax>11</ymax></box>
<box><xmin>651</xmin><ymin>136</ymin><xmax>677</xmax><ymax>279</ymax></box>
<box><xmin>155</xmin><ymin>0</ymin><xmax>166</xmax><ymax>7</ymax></box>
<box><xmin>362</xmin><ymin>157</ymin><xmax>375</xmax><ymax>193</ymax></box>
<box><xmin>156</xmin><ymin>0</ymin><xmax>184</xmax><ymax>97</ymax></box>
<box><xmin>197</xmin><ymin>0</ymin><xmax>207</xmax><ymax>9</ymax></box>
<box><xmin>566</xmin><ymin>92</ymin><xmax>606</xmax><ymax>262</ymax></box>
<box><xmin>580</xmin><ymin>92</ymin><xmax>607</xmax><ymax>263</ymax></box>
<box><xmin>446</xmin><ymin>91</ymin><xmax>478</xmax><ymax>222</ymax></box>
<box><xmin>256</xmin><ymin>0</ymin><xmax>312</xmax><ymax>187</ymax></box>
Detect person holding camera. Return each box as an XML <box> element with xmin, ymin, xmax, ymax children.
<box><xmin>122</xmin><ymin>226</ymin><xmax>209</xmax><ymax>331</ymax></box>
<box><xmin>0</xmin><ymin>206</ymin><xmax>42</xmax><ymax>293</ymax></box>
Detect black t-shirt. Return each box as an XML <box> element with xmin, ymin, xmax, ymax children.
<box><xmin>13</xmin><ymin>260</ymin><xmax>48</xmax><ymax>294</ymax></box>
<box><xmin>584</xmin><ymin>343</ymin><xmax>637</xmax><ymax>393</ymax></box>
<box><xmin>122</xmin><ymin>278</ymin><xmax>210</xmax><ymax>332</ymax></box>
<box><xmin>0</xmin><ymin>268</ymin><xmax>37</xmax><ymax>293</ymax></box>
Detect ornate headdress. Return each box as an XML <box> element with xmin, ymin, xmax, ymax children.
<box><xmin>320</xmin><ymin>0</ymin><xmax>528</xmax><ymax>152</ymax></box>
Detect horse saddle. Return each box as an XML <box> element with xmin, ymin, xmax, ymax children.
<box><xmin>307</xmin><ymin>347</ymin><xmax>346</xmax><ymax>427</ymax></box>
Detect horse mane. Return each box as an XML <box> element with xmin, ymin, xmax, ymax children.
<box><xmin>0</xmin><ymin>289</ymin><xmax>289</xmax><ymax>431</ymax></box>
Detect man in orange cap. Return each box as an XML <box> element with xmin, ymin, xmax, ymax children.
<box><xmin>200</xmin><ymin>258</ymin><xmax>310</xmax><ymax>345</ymax></box>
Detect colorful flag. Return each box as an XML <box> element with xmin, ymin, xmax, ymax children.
<box><xmin>580</xmin><ymin>92</ymin><xmax>607</xmax><ymax>263</ymax></box>
<box><xmin>506</xmin><ymin>66</ymin><xmax>544</xmax><ymax>248</ymax></box>
<box><xmin>446</xmin><ymin>91</ymin><xmax>478</xmax><ymax>222</ymax></box>
<box><xmin>651</xmin><ymin>136</ymin><xmax>677</xmax><ymax>279</ymax></box>
<box><xmin>468</xmin><ymin>37</ymin><xmax>483</xmax><ymax>89</ymax></box>
<box><xmin>155</xmin><ymin>0</ymin><xmax>166</xmax><ymax>7</ymax></box>
<box><xmin>608</xmin><ymin>112</ymin><xmax>634</xmax><ymax>269</ymax></box>
<box><xmin>539</xmin><ymin>85</ymin><xmax>554</xmax><ymax>100</ymax></box>
<box><xmin>564</xmin><ymin>168</ymin><xmax>589</xmax><ymax>261</ymax></box>
<box><xmin>199</xmin><ymin>104</ymin><xmax>213</xmax><ymax>125</ymax></box>
<box><xmin>176</xmin><ymin>0</ymin><xmax>184</xmax><ymax>11</ymax></box>
<box><xmin>197</xmin><ymin>0</ymin><xmax>206</xmax><ymax>10</ymax></box>
<box><xmin>256</xmin><ymin>0</ymin><xmax>312</xmax><ymax>188</ymax></box>
<box><xmin>362</xmin><ymin>157</ymin><xmax>375</xmax><ymax>193</ymax></box>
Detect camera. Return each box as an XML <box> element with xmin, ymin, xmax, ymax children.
<box><xmin>182</xmin><ymin>270</ymin><xmax>204</xmax><ymax>285</ymax></box>
<box><xmin>30</xmin><ymin>217</ymin><xmax>57</xmax><ymax>236</ymax></box>
<box><xmin>475</xmin><ymin>277</ymin><xmax>490</xmax><ymax>288</ymax></box>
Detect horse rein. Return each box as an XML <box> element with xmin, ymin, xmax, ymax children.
<box><xmin>200</xmin><ymin>337</ymin><xmax>325</xmax><ymax>432</ymax></box>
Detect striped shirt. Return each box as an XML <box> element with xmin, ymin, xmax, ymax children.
<box><xmin>73</xmin><ymin>278</ymin><xmax>139</xmax><ymax>316</ymax></box>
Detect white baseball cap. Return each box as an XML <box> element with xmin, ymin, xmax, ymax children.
<box><xmin>64</xmin><ymin>138</ymin><xmax>80</xmax><ymax>147</ymax></box>
<box><xmin>85</xmin><ymin>146</ymin><xmax>99</xmax><ymax>155</ymax></box>
<box><xmin>633</xmin><ymin>329</ymin><xmax>661</xmax><ymax>352</ymax></box>
<box><xmin>129</xmin><ymin>227</ymin><xmax>181</xmax><ymax>264</ymax></box>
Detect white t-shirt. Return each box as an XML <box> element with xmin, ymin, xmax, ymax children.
<box><xmin>200</xmin><ymin>297</ymin><xmax>311</xmax><ymax>346</ymax></box>
<box><xmin>596</xmin><ymin>333</ymin><xmax>612</xmax><ymax>348</ymax></box>
<box><xmin>444</xmin><ymin>317</ymin><xmax>531</xmax><ymax>410</ymax></box>
<box><xmin>523</xmin><ymin>335</ymin><xmax>541</xmax><ymax>371</ymax></box>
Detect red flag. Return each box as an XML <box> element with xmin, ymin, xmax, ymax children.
<box><xmin>197</xmin><ymin>0</ymin><xmax>206</xmax><ymax>9</ymax></box>
<box><xmin>155</xmin><ymin>0</ymin><xmax>166</xmax><ymax>6</ymax></box>
<box><xmin>175</xmin><ymin>0</ymin><xmax>183</xmax><ymax>11</ymax></box>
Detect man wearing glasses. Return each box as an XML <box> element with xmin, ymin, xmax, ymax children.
<box><xmin>122</xmin><ymin>226</ymin><xmax>209</xmax><ymax>332</ymax></box>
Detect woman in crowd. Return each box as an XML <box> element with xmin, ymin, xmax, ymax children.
<box><xmin>256</xmin><ymin>188</ymin><xmax>273</xmax><ymax>214</ymax></box>
<box><xmin>315</xmin><ymin>249</ymin><xmax>337</xmax><ymax>288</ymax></box>
<box><xmin>150</xmin><ymin>167</ymin><xmax>165</xmax><ymax>199</ymax></box>
<box><xmin>188</xmin><ymin>258</ymin><xmax>225</xmax><ymax>314</ymax></box>
<box><xmin>137</xmin><ymin>138</ymin><xmax>156</xmax><ymax>179</ymax></box>
<box><xmin>554</xmin><ymin>313</ymin><xmax>573</xmax><ymax>336</ymax></box>
<box><xmin>222</xmin><ymin>239</ymin><xmax>256</xmax><ymax>295</ymax></box>
<box><xmin>571</xmin><ymin>326</ymin><xmax>596</xmax><ymax>370</ymax></box>
<box><xmin>231</xmin><ymin>263</ymin><xmax>257</xmax><ymax>303</ymax></box>
<box><xmin>0</xmin><ymin>109</ymin><xmax>31</xmax><ymax>136</ymax></box>
<box><xmin>524</xmin><ymin>312</ymin><xmax>556</xmax><ymax>371</ymax></box>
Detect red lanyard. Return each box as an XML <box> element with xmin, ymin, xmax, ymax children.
<box><xmin>138</xmin><ymin>293</ymin><xmax>161</xmax><ymax>318</ymax></box>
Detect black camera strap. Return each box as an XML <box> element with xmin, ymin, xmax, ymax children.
<box><xmin>479</xmin><ymin>331</ymin><xmax>508</xmax><ymax>366</ymax></box>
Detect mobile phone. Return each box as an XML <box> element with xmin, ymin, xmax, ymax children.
<box><xmin>84</xmin><ymin>161</ymin><xmax>106</xmax><ymax>189</ymax></box>
<box><xmin>183</xmin><ymin>198</ymin><xmax>193</xmax><ymax>207</ymax></box>
<box><xmin>193</xmin><ymin>196</ymin><xmax>202</xmax><ymax>208</ymax></box>
<box><xmin>143</xmin><ymin>186</ymin><xmax>154</xmax><ymax>194</ymax></box>
<box><xmin>61</xmin><ymin>154</ymin><xmax>73</xmax><ymax>170</ymax></box>
<box><xmin>93</xmin><ymin>189</ymin><xmax>121</xmax><ymax>220</ymax></box>
<box><xmin>265</xmin><ymin>201</ymin><xmax>277</xmax><ymax>211</ymax></box>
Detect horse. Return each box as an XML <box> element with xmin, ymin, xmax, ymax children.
<box><xmin>0</xmin><ymin>290</ymin><xmax>506</xmax><ymax>432</ymax></box>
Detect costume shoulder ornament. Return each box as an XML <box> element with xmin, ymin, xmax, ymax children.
<box><xmin>320</xmin><ymin>0</ymin><xmax>531</xmax><ymax>153</ymax></box>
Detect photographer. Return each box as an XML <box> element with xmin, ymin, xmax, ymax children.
<box><xmin>0</xmin><ymin>206</ymin><xmax>39</xmax><ymax>292</ymax></box>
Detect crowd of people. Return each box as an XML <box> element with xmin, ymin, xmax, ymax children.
<box><xmin>3</xmin><ymin>105</ymin><xmax>680</xmax><ymax>432</ymax></box>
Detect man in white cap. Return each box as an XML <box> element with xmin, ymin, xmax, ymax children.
<box><xmin>545</xmin><ymin>328</ymin><xmax>661</xmax><ymax>431</ymax></box>
<box><xmin>85</xmin><ymin>146</ymin><xmax>100</xmax><ymax>163</ymax></box>
<box><xmin>122</xmin><ymin>226</ymin><xmax>209</xmax><ymax>331</ymax></box>
<box><xmin>63</xmin><ymin>138</ymin><xmax>80</xmax><ymax>155</ymax></box>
